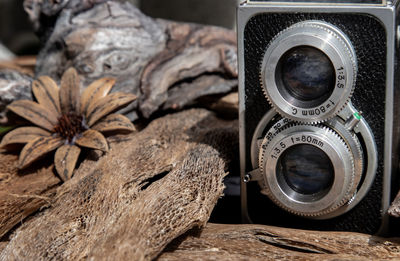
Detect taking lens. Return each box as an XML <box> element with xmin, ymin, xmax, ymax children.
<box><xmin>276</xmin><ymin>46</ymin><xmax>336</xmax><ymax>107</ymax></box>
<box><xmin>277</xmin><ymin>144</ymin><xmax>334</xmax><ymax>195</ymax></box>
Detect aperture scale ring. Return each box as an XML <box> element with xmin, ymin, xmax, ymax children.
<box><xmin>258</xmin><ymin>123</ymin><xmax>355</xmax><ymax>217</ymax></box>
<box><xmin>260</xmin><ymin>20</ymin><xmax>357</xmax><ymax>123</ymax></box>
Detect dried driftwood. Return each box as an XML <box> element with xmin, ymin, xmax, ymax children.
<box><xmin>0</xmin><ymin>0</ymin><xmax>237</xmax><ymax>123</ymax></box>
<box><xmin>22</xmin><ymin>0</ymin><xmax>237</xmax><ymax>121</ymax></box>
<box><xmin>0</xmin><ymin>153</ymin><xmax>60</xmax><ymax>240</ymax></box>
<box><xmin>158</xmin><ymin>223</ymin><xmax>400</xmax><ymax>260</ymax></box>
<box><xmin>0</xmin><ymin>109</ymin><xmax>237</xmax><ymax>260</ymax></box>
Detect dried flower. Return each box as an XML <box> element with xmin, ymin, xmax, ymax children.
<box><xmin>1</xmin><ymin>68</ymin><xmax>136</xmax><ymax>181</ymax></box>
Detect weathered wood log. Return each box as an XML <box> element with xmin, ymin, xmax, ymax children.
<box><xmin>158</xmin><ymin>223</ymin><xmax>400</xmax><ymax>260</ymax></box>
<box><xmin>0</xmin><ymin>153</ymin><xmax>60</xmax><ymax>239</ymax></box>
<box><xmin>0</xmin><ymin>109</ymin><xmax>237</xmax><ymax>260</ymax></box>
<box><xmin>23</xmin><ymin>0</ymin><xmax>237</xmax><ymax>121</ymax></box>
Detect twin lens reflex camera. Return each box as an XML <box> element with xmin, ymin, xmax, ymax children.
<box><xmin>238</xmin><ymin>0</ymin><xmax>400</xmax><ymax>234</ymax></box>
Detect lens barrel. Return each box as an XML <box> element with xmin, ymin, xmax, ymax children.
<box><xmin>258</xmin><ymin>123</ymin><xmax>357</xmax><ymax>216</ymax></box>
<box><xmin>260</xmin><ymin>21</ymin><xmax>357</xmax><ymax>123</ymax></box>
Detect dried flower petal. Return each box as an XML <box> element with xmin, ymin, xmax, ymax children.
<box><xmin>8</xmin><ymin>100</ymin><xmax>58</xmax><ymax>131</ymax></box>
<box><xmin>92</xmin><ymin>114</ymin><xmax>136</xmax><ymax>133</ymax></box>
<box><xmin>75</xmin><ymin>129</ymin><xmax>108</xmax><ymax>152</ymax></box>
<box><xmin>19</xmin><ymin>136</ymin><xmax>64</xmax><ymax>169</ymax></box>
<box><xmin>60</xmin><ymin>67</ymin><xmax>80</xmax><ymax>115</ymax></box>
<box><xmin>80</xmin><ymin>77</ymin><xmax>115</xmax><ymax>116</ymax></box>
<box><xmin>2</xmin><ymin>67</ymin><xmax>136</xmax><ymax>182</ymax></box>
<box><xmin>1</xmin><ymin>127</ymin><xmax>50</xmax><ymax>148</ymax></box>
<box><xmin>32</xmin><ymin>76</ymin><xmax>61</xmax><ymax>115</ymax></box>
<box><xmin>86</xmin><ymin>93</ymin><xmax>137</xmax><ymax>126</ymax></box>
<box><xmin>55</xmin><ymin>144</ymin><xmax>81</xmax><ymax>181</ymax></box>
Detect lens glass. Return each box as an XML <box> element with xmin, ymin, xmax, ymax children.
<box><xmin>277</xmin><ymin>144</ymin><xmax>334</xmax><ymax>195</ymax></box>
<box><xmin>277</xmin><ymin>46</ymin><xmax>336</xmax><ymax>107</ymax></box>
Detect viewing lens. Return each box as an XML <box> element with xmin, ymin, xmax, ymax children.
<box><xmin>277</xmin><ymin>46</ymin><xmax>335</xmax><ymax>106</ymax></box>
<box><xmin>278</xmin><ymin>144</ymin><xmax>334</xmax><ymax>195</ymax></box>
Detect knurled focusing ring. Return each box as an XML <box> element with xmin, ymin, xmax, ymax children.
<box><xmin>259</xmin><ymin>124</ymin><xmax>355</xmax><ymax>217</ymax></box>
<box><xmin>260</xmin><ymin>20</ymin><xmax>357</xmax><ymax>123</ymax></box>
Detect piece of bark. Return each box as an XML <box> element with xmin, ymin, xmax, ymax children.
<box><xmin>0</xmin><ymin>152</ymin><xmax>60</xmax><ymax>239</ymax></box>
<box><xmin>26</xmin><ymin>0</ymin><xmax>237</xmax><ymax>120</ymax></box>
<box><xmin>162</xmin><ymin>75</ymin><xmax>237</xmax><ymax>112</ymax></box>
<box><xmin>202</xmin><ymin>92</ymin><xmax>239</xmax><ymax>119</ymax></box>
<box><xmin>140</xmin><ymin>21</ymin><xmax>237</xmax><ymax>118</ymax></box>
<box><xmin>158</xmin><ymin>223</ymin><xmax>400</xmax><ymax>261</ymax></box>
<box><xmin>1</xmin><ymin>109</ymin><xmax>237</xmax><ymax>260</ymax></box>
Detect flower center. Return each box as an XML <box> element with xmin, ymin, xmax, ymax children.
<box><xmin>54</xmin><ymin>113</ymin><xmax>86</xmax><ymax>143</ymax></box>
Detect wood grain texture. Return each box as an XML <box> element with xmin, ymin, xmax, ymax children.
<box><xmin>0</xmin><ymin>152</ymin><xmax>60</xmax><ymax>239</ymax></box>
<box><xmin>158</xmin><ymin>223</ymin><xmax>400</xmax><ymax>261</ymax></box>
<box><xmin>1</xmin><ymin>109</ymin><xmax>236</xmax><ymax>260</ymax></box>
<box><xmin>1</xmin><ymin>107</ymin><xmax>400</xmax><ymax>260</ymax></box>
<box><xmin>28</xmin><ymin>0</ymin><xmax>237</xmax><ymax>120</ymax></box>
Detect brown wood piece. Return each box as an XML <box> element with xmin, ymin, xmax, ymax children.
<box><xmin>0</xmin><ymin>109</ymin><xmax>237</xmax><ymax>260</ymax></box>
<box><xmin>0</xmin><ymin>152</ymin><xmax>60</xmax><ymax>239</ymax></box>
<box><xmin>28</xmin><ymin>1</ymin><xmax>237</xmax><ymax>120</ymax></box>
<box><xmin>158</xmin><ymin>223</ymin><xmax>400</xmax><ymax>261</ymax></box>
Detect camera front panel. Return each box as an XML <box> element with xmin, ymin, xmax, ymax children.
<box><xmin>242</xmin><ymin>12</ymin><xmax>387</xmax><ymax>234</ymax></box>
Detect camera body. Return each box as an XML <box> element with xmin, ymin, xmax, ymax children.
<box><xmin>238</xmin><ymin>0</ymin><xmax>400</xmax><ymax>234</ymax></box>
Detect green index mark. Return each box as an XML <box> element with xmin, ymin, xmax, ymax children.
<box><xmin>354</xmin><ymin>112</ymin><xmax>362</xmax><ymax>120</ymax></box>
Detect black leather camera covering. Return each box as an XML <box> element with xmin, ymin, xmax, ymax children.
<box><xmin>244</xmin><ymin>13</ymin><xmax>386</xmax><ymax>234</ymax></box>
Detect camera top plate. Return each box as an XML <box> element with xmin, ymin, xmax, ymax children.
<box><xmin>246</xmin><ymin>0</ymin><xmax>385</xmax><ymax>5</ymax></box>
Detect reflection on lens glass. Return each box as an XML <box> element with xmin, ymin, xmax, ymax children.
<box><xmin>278</xmin><ymin>46</ymin><xmax>335</xmax><ymax>103</ymax></box>
<box><xmin>278</xmin><ymin>144</ymin><xmax>334</xmax><ymax>195</ymax></box>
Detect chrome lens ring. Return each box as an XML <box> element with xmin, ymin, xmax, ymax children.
<box><xmin>250</xmin><ymin>103</ymin><xmax>377</xmax><ymax>219</ymax></box>
<box><xmin>259</xmin><ymin>124</ymin><xmax>355</xmax><ymax>216</ymax></box>
<box><xmin>261</xmin><ymin>20</ymin><xmax>357</xmax><ymax>123</ymax></box>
